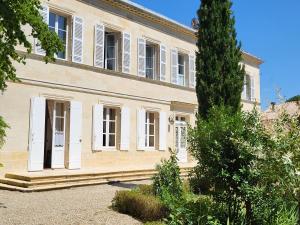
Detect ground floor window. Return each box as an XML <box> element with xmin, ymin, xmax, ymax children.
<box><xmin>103</xmin><ymin>107</ymin><xmax>116</xmax><ymax>147</ymax></box>
<box><xmin>145</xmin><ymin>111</ymin><xmax>155</xmax><ymax>148</ymax></box>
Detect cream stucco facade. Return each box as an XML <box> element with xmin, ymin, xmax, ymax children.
<box><xmin>0</xmin><ymin>0</ymin><xmax>262</xmax><ymax>175</ymax></box>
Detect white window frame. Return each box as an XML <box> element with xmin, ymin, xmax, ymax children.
<box><xmin>177</xmin><ymin>53</ymin><xmax>185</xmax><ymax>86</ymax></box>
<box><xmin>145</xmin><ymin>44</ymin><xmax>156</xmax><ymax>80</ymax></box>
<box><xmin>102</xmin><ymin>107</ymin><xmax>117</xmax><ymax>148</ymax></box>
<box><xmin>48</xmin><ymin>11</ymin><xmax>68</xmax><ymax>60</ymax></box>
<box><xmin>104</xmin><ymin>33</ymin><xmax>117</xmax><ymax>71</ymax></box>
<box><xmin>145</xmin><ymin>111</ymin><xmax>155</xmax><ymax>149</ymax></box>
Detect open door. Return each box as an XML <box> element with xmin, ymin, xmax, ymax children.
<box><xmin>68</xmin><ymin>101</ymin><xmax>82</xmax><ymax>169</ymax></box>
<box><xmin>28</xmin><ymin>97</ymin><xmax>46</xmax><ymax>171</ymax></box>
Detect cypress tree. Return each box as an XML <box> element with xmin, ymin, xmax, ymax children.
<box><xmin>196</xmin><ymin>0</ymin><xmax>245</xmax><ymax>118</ymax></box>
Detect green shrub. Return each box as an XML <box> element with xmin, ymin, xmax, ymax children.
<box><xmin>0</xmin><ymin>116</ymin><xmax>9</xmax><ymax>149</ymax></box>
<box><xmin>275</xmin><ymin>205</ymin><xmax>298</xmax><ymax>225</ymax></box>
<box><xmin>136</xmin><ymin>184</ymin><xmax>154</xmax><ymax>196</ymax></box>
<box><xmin>144</xmin><ymin>221</ymin><xmax>166</xmax><ymax>225</ymax></box>
<box><xmin>153</xmin><ymin>151</ymin><xmax>183</xmax><ymax>201</ymax></box>
<box><xmin>112</xmin><ymin>190</ymin><xmax>168</xmax><ymax>222</ymax></box>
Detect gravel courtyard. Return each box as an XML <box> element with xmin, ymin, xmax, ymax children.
<box><xmin>0</xmin><ymin>181</ymin><xmax>147</xmax><ymax>225</ymax></box>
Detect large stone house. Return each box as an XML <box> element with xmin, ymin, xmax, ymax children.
<box><xmin>0</xmin><ymin>0</ymin><xmax>262</xmax><ymax>187</ymax></box>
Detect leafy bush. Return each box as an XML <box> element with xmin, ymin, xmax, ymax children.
<box><xmin>275</xmin><ymin>205</ymin><xmax>298</xmax><ymax>225</ymax></box>
<box><xmin>112</xmin><ymin>190</ymin><xmax>168</xmax><ymax>222</ymax></box>
<box><xmin>136</xmin><ymin>184</ymin><xmax>154</xmax><ymax>196</ymax></box>
<box><xmin>0</xmin><ymin>116</ymin><xmax>9</xmax><ymax>149</ymax></box>
<box><xmin>153</xmin><ymin>151</ymin><xmax>183</xmax><ymax>201</ymax></box>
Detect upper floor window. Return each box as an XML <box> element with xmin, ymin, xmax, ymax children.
<box><xmin>103</xmin><ymin>107</ymin><xmax>116</xmax><ymax>147</ymax></box>
<box><xmin>177</xmin><ymin>54</ymin><xmax>185</xmax><ymax>86</ymax></box>
<box><xmin>105</xmin><ymin>33</ymin><xmax>117</xmax><ymax>71</ymax></box>
<box><xmin>242</xmin><ymin>74</ymin><xmax>255</xmax><ymax>101</ymax></box>
<box><xmin>146</xmin><ymin>44</ymin><xmax>158</xmax><ymax>80</ymax></box>
<box><xmin>145</xmin><ymin>112</ymin><xmax>155</xmax><ymax>148</ymax></box>
<box><xmin>49</xmin><ymin>12</ymin><xmax>68</xmax><ymax>59</ymax></box>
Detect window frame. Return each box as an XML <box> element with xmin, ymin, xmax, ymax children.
<box><xmin>48</xmin><ymin>11</ymin><xmax>68</xmax><ymax>60</ymax></box>
<box><xmin>102</xmin><ymin>107</ymin><xmax>117</xmax><ymax>148</ymax></box>
<box><xmin>145</xmin><ymin>111</ymin><xmax>155</xmax><ymax>149</ymax></box>
<box><xmin>177</xmin><ymin>53</ymin><xmax>185</xmax><ymax>86</ymax></box>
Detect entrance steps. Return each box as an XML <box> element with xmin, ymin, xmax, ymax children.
<box><xmin>0</xmin><ymin>166</ymin><xmax>192</xmax><ymax>192</ymax></box>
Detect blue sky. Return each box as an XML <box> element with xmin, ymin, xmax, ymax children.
<box><xmin>131</xmin><ymin>0</ymin><xmax>300</xmax><ymax>109</ymax></box>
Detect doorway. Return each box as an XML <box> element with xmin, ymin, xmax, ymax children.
<box><xmin>175</xmin><ymin>116</ymin><xmax>188</xmax><ymax>163</ymax></box>
<box><xmin>44</xmin><ymin>100</ymin><xmax>67</xmax><ymax>169</ymax></box>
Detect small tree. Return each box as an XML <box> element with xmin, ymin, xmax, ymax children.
<box><xmin>196</xmin><ymin>0</ymin><xmax>245</xmax><ymax>118</ymax></box>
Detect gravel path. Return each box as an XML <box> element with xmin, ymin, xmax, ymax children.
<box><xmin>0</xmin><ymin>181</ymin><xmax>148</xmax><ymax>225</ymax></box>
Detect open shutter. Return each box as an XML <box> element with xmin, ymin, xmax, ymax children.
<box><xmin>28</xmin><ymin>97</ymin><xmax>46</xmax><ymax>171</ymax></box>
<box><xmin>120</xmin><ymin>107</ymin><xmax>130</xmax><ymax>151</ymax></box>
<box><xmin>94</xmin><ymin>24</ymin><xmax>105</xmax><ymax>68</ymax></box>
<box><xmin>137</xmin><ymin>108</ymin><xmax>146</xmax><ymax>150</ymax></box>
<box><xmin>72</xmin><ymin>16</ymin><xmax>84</xmax><ymax>63</ymax></box>
<box><xmin>92</xmin><ymin>104</ymin><xmax>103</xmax><ymax>151</ymax></box>
<box><xmin>138</xmin><ymin>38</ymin><xmax>146</xmax><ymax>77</ymax></box>
<box><xmin>189</xmin><ymin>55</ymin><xmax>196</xmax><ymax>88</ymax></box>
<box><xmin>68</xmin><ymin>101</ymin><xmax>82</xmax><ymax>169</ymax></box>
<box><xmin>250</xmin><ymin>76</ymin><xmax>255</xmax><ymax>101</ymax></box>
<box><xmin>171</xmin><ymin>49</ymin><xmax>178</xmax><ymax>84</ymax></box>
<box><xmin>159</xmin><ymin>111</ymin><xmax>167</xmax><ymax>151</ymax></box>
<box><xmin>160</xmin><ymin>44</ymin><xmax>166</xmax><ymax>81</ymax></box>
<box><xmin>122</xmin><ymin>32</ymin><xmax>131</xmax><ymax>73</ymax></box>
<box><xmin>35</xmin><ymin>5</ymin><xmax>49</xmax><ymax>55</ymax></box>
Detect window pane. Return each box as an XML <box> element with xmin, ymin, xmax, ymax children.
<box><xmin>178</xmin><ymin>65</ymin><xmax>184</xmax><ymax>75</ymax></box>
<box><xmin>49</xmin><ymin>13</ymin><xmax>56</xmax><ymax>27</ymax></box>
<box><xmin>149</xmin><ymin>136</ymin><xmax>154</xmax><ymax>147</ymax></box>
<box><xmin>58</xmin><ymin>15</ymin><xmax>67</xmax><ymax>30</ymax></box>
<box><xmin>149</xmin><ymin>113</ymin><xmax>154</xmax><ymax>123</ymax></box>
<box><xmin>146</xmin><ymin>45</ymin><xmax>154</xmax><ymax>79</ymax></box>
<box><xmin>149</xmin><ymin>124</ymin><xmax>154</xmax><ymax>135</ymax></box>
<box><xmin>103</xmin><ymin>108</ymin><xmax>107</xmax><ymax>118</ymax></box>
<box><xmin>58</xmin><ymin>30</ymin><xmax>67</xmax><ymax>44</ymax></box>
<box><xmin>106</xmin><ymin>59</ymin><xmax>115</xmax><ymax>70</ymax></box>
<box><xmin>103</xmin><ymin>134</ymin><xmax>106</xmax><ymax>146</ymax></box>
<box><xmin>109</xmin><ymin>135</ymin><xmax>115</xmax><ymax>147</ymax></box>
<box><xmin>106</xmin><ymin>35</ymin><xmax>115</xmax><ymax>46</ymax></box>
<box><xmin>107</xmin><ymin>46</ymin><xmax>115</xmax><ymax>59</ymax></box>
<box><xmin>103</xmin><ymin>121</ymin><xmax>106</xmax><ymax>133</ymax></box>
<box><xmin>178</xmin><ymin>75</ymin><xmax>184</xmax><ymax>86</ymax></box>
<box><xmin>57</xmin><ymin>50</ymin><xmax>66</xmax><ymax>59</ymax></box>
<box><xmin>109</xmin><ymin>122</ymin><xmax>115</xmax><ymax>134</ymax></box>
<box><xmin>56</xmin><ymin>103</ymin><xmax>64</xmax><ymax>117</ymax></box>
<box><xmin>109</xmin><ymin>108</ymin><xmax>116</xmax><ymax>120</ymax></box>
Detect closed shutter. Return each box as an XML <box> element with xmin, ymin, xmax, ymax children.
<box><xmin>72</xmin><ymin>16</ymin><xmax>84</xmax><ymax>63</ymax></box>
<box><xmin>138</xmin><ymin>38</ymin><xmax>146</xmax><ymax>77</ymax></box>
<box><xmin>35</xmin><ymin>5</ymin><xmax>49</xmax><ymax>55</ymax></box>
<box><xmin>137</xmin><ymin>108</ymin><xmax>146</xmax><ymax>150</ymax></box>
<box><xmin>250</xmin><ymin>76</ymin><xmax>255</xmax><ymax>101</ymax></box>
<box><xmin>159</xmin><ymin>111</ymin><xmax>167</xmax><ymax>151</ymax></box>
<box><xmin>28</xmin><ymin>97</ymin><xmax>46</xmax><ymax>171</ymax></box>
<box><xmin>160</xmin><ymin>44</ymin><xmax>166</xmax><ymax>81</ymax></box>
<box><xmin>171</xmin><ymin>49</ymin><xmax>178</xmax><ymax>84</ymax></box>
<box><xmin>122</xmin><ymin>32</ymin><xmax>131</xmax><ymax>73</ymax></box>
<box><xmin>68</xmin><ymin>101</ymin><xmax>82</xmax><ymax>169</ymax></box>
<box><xmin>120</xmin><ymin>107</ymin><xmax>130</xmax><ymax>151</ymax></box>
<box><xmin>92</xmin><ymin>104</ymin><xmax>103</xmax><ymax>151</ymax></box>
<box><xmin>189</xmin><ymin>55</ymin><xmax>196</xmax><ymax>88</ymax></box>
<box><xmin>94</xmin><ymin>24</ymin><xmax>105</xmax><ymax>68</ymax></box>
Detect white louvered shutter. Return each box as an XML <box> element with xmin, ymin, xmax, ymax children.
<box><xmin>69</xmin><ymin>101</ymin><xmax>82</xmax><ymax>169</ymax></box>
<box><xmin>28</xmin><ymin>97</ymin><xmax>46</xmax><ymax>171</ymax></box>
<box><xmin>171</xmin><ymin>49</ymin><xmax>178</xmax><ymax>84</ymax></box>
<box><xmin>138</xmin><ymin>38</ymin><xmax>146</xmax><ymax>77</ymax></box>
<box><xmin>72</xmin><ymin>16</ymin><xmax>84</xmax><ymax>63</ymax></box>
<box><xmin>93</xmin><ymin>104</ymin><xmax>103</xmax><ymax>151</ymax></box>
<box><xmin>189</xmin><ymin>55</ymin><xmax>196</xmax><ymax>88</ymax></box>
<box><xmin>137</xmin><ymin>108</ymin><xmax>146</xmax><ymax>150</ymax></box>
<box><xmin>122</xmin><ymin>32</ymin><xmax>131</xmax><ymax>73</ymax></box>
<box><xmin>35</xmin><ymin>5</ymin><xmax>49</xmax><ymax>55</ymax></box>
<box><xmin>159</xmin><ymin>111</ymin><xmax>167</xmax><ymax>151</ymax></box>
<box><xmin>250</xmin><ymin>76</ymin><xmax>255</xmax><ymax>101</ymax></box>
<box><xmin>120</xmin><ymin>107</ymin><xmax>130</xmax><ymax>151</ymax></box>
<box><xmin>160</xmin><ymin>44</ymin><xmax>166</xmax><ymax>81</ymax></box>
<box><xmin>94</xmin><ymin>24</ymin><xmax>105</xmax><ymax>68</ymax></box>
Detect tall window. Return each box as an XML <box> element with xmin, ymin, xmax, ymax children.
<box><xmin>242</xmin><ymin>74</ymin><xmax>253</xmax><ymax>101</ymax></box>
<box><xmin>145</xmin><ymin>112</ymin><xmax>155</xmax><ymax>148</ymax></box>
<box><xmin>105</xmin><ymin>33</ymin><xmax>117</xmax><ymax>71</ymax></box>
<box><xmin>178</xmin><ymin>54</ymin><xmax>185</xmax><ymax>86</ymax></box>
<box><xmin>146</xmin><ymin>44</ymin><xmax>155</xmax><ymax>79</ymax></box>
<box><xmin>49</xmin><ymin>12</ymin><xmax>67</xmax><ymax>59</ymax></box>
<box><xmin>103</xmin><ymin>108</ymin><xmax>116</xmax><ymax>147</ymax></box>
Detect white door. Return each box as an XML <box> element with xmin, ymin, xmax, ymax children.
<box><xmin>175</xmin><ymin>120</ymin><xmax>188</xmax><ymax>163</ymax></box>
<box><xmin>28</xmin><ymin>97</ymin><xmax>46</xmax><ymax>171</ymax></box>
<box><xmin>68</xmin><ymin>101</ymin><xmax>82</xmax><ymax>169</ymax></box>
<box><xmin>51</xmin><ymin>102</ymin><xmax>66</xmax><ymax>169</ymax></box>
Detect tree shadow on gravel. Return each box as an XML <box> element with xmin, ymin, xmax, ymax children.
<box><xmin>0</xmin><ymin>203</ymin><xmax>7</xmax><ymax>208</ymax></box>
<box><xmin>107</xmin><ymin>181</ymin><xmax>139</xmax><ymax>189</ymax></box>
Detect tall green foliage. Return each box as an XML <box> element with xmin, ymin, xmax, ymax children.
<box><xmin>196</xmin><ymin>0</ymin><xmax>245</xmax><ymax>117</ymax></box>
<box><xmin>0</xmin><ymin>0</ymin><xmax>63</xmax><ymax>92</ymax></box>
